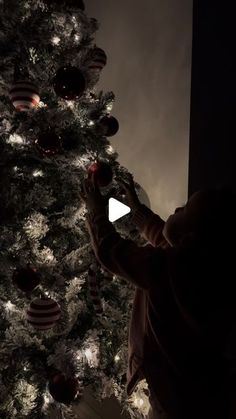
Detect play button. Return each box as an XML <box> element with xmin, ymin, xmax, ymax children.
<box><xmin>108</xmin><ymin>198</ymin><xmax>131</xmax><ymax>222</ymax></box>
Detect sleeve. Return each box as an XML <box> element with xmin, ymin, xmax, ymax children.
<box><xmin>86</xmin><ymin>211</ymin><xmax>165</xmax><ymax>290</ymax></box>
<box><xmin>131</xmin><ymin>204</ymin><xmax>168</xmax><ymax>248</ymax></box>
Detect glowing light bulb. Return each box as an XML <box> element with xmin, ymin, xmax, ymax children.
<box><xmin>106</xmin><ymin>103</ymin><xmax>113</xmax><ymax>111</ymax></box>
<box><xmin>114</xmin><ymin>354</ymin><xmax>120</xmax><ymax>362</ymax></box>
<box><xmin>32</xmin><ymin>169</ymin><xmax>43</xmax><ymax>177</ymax></box>
<box><xmin>51</xmin><ymin>36</ymin><xmax>60</xmax><ymax>45</ymax></box>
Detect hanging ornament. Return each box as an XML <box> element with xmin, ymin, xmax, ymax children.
<box><xmin>13</xmin><ymin>266</ymin><xmax>41</xmax><ymax>293</ymax></box>
<box><xmin>26</xmin><ymin>297</ymin><xmax>61</xmax><ymax>330</ymax></box>
<box><xmin>44</xmin><ymin>0</ymin><xmax>85</xmax><ymax>10</ymax></box>
<box><xmin>88</xmin><ymin>47</ymin><xmax>107</xmax><ymax>72</ymax></box>
<box><xmin>88</xmin><ymin>262</ymin><xmax>103</xmax><ymax>315</ymax></box>
<box><xmin>99</xmin><ymin>115</ymin><xmax>119</xmax><ymax>137</ymax></box>
<box><xmin>88</xmin><ymin>161</ymin><xmax>113</xmax><ymax>187</ymax></box>
<box><xmin>53</xmin><ymin>66</ymin><xmax>86</xmax><ymax>100</ymax></box>
<box><xmin>35</xmin><ymin>130</ymin><xmax>62</xmax><ymax>156</ymax></box>
<box><xmin>61</xmin><ymin>128</ymin><xmax>79</xmax><ymax>151</ymax></box>
<box><xmin>48</xmin><ymin>372</ymin><xmax>79</xmax><ymax>404</ymax></box>
<box><xmin>9</xmin><ymin>80</ymin><xmax>40</xmax><ymax>111</ymax></box>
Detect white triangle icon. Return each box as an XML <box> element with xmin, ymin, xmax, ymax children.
<box><xmin>108</xmin><ymin>198</ymin><xmax>131</xmax><ymax>222</ymax></box>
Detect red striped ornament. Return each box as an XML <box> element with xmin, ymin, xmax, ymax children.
<box><xmin>88</xmin><ymin>263</ymin><xmax>103</xmax><ymax>315</ymax></box>
<box><xmin>88</xmin><ymin>47</ymin><xmax>107</xmax><ymax>71</ymax></box>
<box><xmin>26</xmin><ymin>298</ymin><xmax>61</xmax><ymax>330</ymax></box>
<box><xmin>9</xmin><ymin>80</ymin><xmax>40</xmax><ymax>111</ymax></box>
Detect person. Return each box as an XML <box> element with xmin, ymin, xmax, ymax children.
<box><xmin>79</xmin><ymin>172</ymin><xmax>236</xmax><ymax>419</ymax></box>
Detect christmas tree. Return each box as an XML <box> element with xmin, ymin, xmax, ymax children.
<box><xmin>0</xmin><ymin>1</ymin><xmax>150</xmax><ymax>418</ymax></box>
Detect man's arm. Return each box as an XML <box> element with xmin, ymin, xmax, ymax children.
<box><xmin>86</xmin><ymin>210</ymin><xmax>165</xmax><ymax>290</ymax></box>
<box><xmin>131</xmin><ymin>204</ymin><xmax>169</xmax><ymax>248</ymax></box>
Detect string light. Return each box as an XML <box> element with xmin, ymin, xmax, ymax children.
<box><xmin>5</xmin><ymin>301</ymin><xmax>15</xmax><ymax>311</ymax></box>
<box><xmin>7</xmin><ymin>134</ymin><xmax>24</xmax><ymax>145</ymax></box>
<box><xmin>38</xmin><ymin>101</ymin><xmax>47</xmax><ymax>108</ymax></box>
<box><xmin>84</xmin><ymin>348</ymin><xmax>93</xmax><ymax>363</ymax></box>
<box><xmin>51</xmin><ymin>36</ymin><xmax>60</xmax><ymax>45</ymax></box>
<box><xmin>114</xmin><ymin>354</ymin><xmax>120</xmax><ymax>362</ymax></box>
<box><xmin>133</xmin><ymin>395</ymin><xmax>144</xmax><ymax>408</ymax></box>
<box><xmin>32</xmin><ymin>169</ymin><xmax>43</xmax><ymax>177</ymax></box>
<box><xmin>106</xmin><ymin>103</ymin><xmax>113</xmax><ymax>112</ymax></box>
<box><xmin>88</xmin><ymin>120</ymin><xmax>95</xmax><ymax>126</ymax></box>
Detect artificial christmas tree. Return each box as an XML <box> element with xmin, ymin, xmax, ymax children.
<box><xmin>0</xmin><ymin>1</ymin><xmax>149</xmax><ymax>418</ymax></box>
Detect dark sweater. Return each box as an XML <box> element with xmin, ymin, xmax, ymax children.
<box><xmin>86</xmin><ymin>203</ymin><xmax>233</xmax><ymax>418</ymax></box>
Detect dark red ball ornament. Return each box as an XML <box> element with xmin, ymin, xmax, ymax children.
<box><xmin>53</xmin><ymin>66</ymin><xmax>86</xmax><ymax>100</ymax></box>
<box><xmin>13</xmin><ymin>266</ymin><xmax>40</xmax><ymax>293</ymax></box>
<box><xmin>88</xmin><ymin>161</ymin><xmax>113</xmax><ymax>187</ymax></box>
<box><xmin>35</xmin><ymin>130</ymin><xmax>62</xmax><ymax>156</ymax></box>
<box><xmin>49</xmin><ymin>373</ymin><xmax>79</xmax><ymax>404</ymax></box>
<box><xmin>99</xmin><ymin>115</ymin><xmax>119</xmax><ymax>137</ymax></box>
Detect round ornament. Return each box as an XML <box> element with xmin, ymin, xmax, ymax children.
<box><xmin>9</xmin><ymin>80</ymin><xmax>40</xmax><ymax>111</ymax></box>
<box><xmin>13</xmin><ymin>266</ymin><xmax>40</xmax><ymax>293</ymax></box>
<box><xmin>35</xmin><ymin>130</ymin><xmax>62</xmax><ymax>156</ymax></box>
<box><xmin>49</xmin><ymin>372</ymin><xmax>79</xmax><ymax>404</ymax></box>
<box><xmin>26</xmin><ymin>297</ymin><xmax>61</xmax><ymax>330</ymax></box>
<box><xmin>88</xmin><ymin>161</ymin><xmax>113</xmax><ymax>187</ymax></box>
<box><xmin>99</xmin><ymin>115</ymin><xmax>119</xmax><ymax>137</ymax></box>
<box><xmin>53</xmin><ymin>66</ymin><xmax>86</xmax><ymax>100</ymax></box>
<box><xmin>88</xmin><ymin>47</ymin><xmax>107</xmax><ymax>71</ymax></box>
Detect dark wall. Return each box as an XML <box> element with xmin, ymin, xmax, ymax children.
<box><xmin>188</xmin><ymin>1</ymin><xmax>235</xmax><ymax>197</ymax></box>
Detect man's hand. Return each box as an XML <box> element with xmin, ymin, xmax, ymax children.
<box><xmin>116</xmin><ymin>173</ymin><xmax>141</xmax><ymax>210</ymax></box>
<box><xmin>79</xmin><ymin>172</ymin><xmax>107</xmax><ymax>213</ymax></box>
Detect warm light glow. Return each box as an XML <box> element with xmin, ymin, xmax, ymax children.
<box><xmin>106</xmin><ymin>145</ymin><xmax>115</xmax><ymax>155</ymax></box>
<box><xmin>51</xmin><ymin>35</ymin><xmax>60</xmax><ymax>45</ymax></box>
<box><xmin>88</xmin><ymin>120</ymin><xmax>95</xmax><ymax>126</ymax></box>
<box><xmin>114</xmin><ymin>354</ymin><xmax>120</xmax><ymax>362</ymax></box>
<box><xmin>32</xmin><ymin>169</ymin><xmax>43</xmax><ymax>177</ymax></box>
<box><xmin>106</xmin><ymin>103</ymin><xmax>113</xmax><ymax>111</ymax></box>
<box><xmin>7</xmin><ymin>134</ymin><xmax>24</xmax><ymax>145</ymax></box>
<box><xmin>74</xmin><ymin>34</ymin><xmax>80</xmax><ymax>42</ymax></box>
<box><xmin>133</xmin><ymin>396</ymin><xmax>144</xmax><ymax>408</ymax></box>
<box><xmin>66</xmin><ymin>101</ymin><xmax>75</xmax><ymax>109</ymax></box>
<box><xmin>85</xmin><ymin>348</ymin><xmax>93</xmax><ymax>361</ymax></box>
<box><xmin>38</xmin><ymin>101</ymin><xmax>47</xmax><ymax>108</ymax></box>
<box><xmin>5</xmin><ymin>301</ymin><xmax>15</xmax><ymax>311</ymax></box>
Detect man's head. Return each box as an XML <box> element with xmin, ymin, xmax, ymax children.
<box><xmin>162</xmin><ymin>187</ymin><xmax>235</xmax><ymax>247</ymax></box>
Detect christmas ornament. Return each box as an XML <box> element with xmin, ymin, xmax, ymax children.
<box><xmin>49</xmin><ymin>372</ymin><xmax>79</xmax><ymax>404</ymax></box>
<box><xmin>53</xmin><ymin>66</ymin><xmax>86</xmax><ymax>100</ymax></box>
<box><xmin>88</xmin><ymin>47</ymin><xmax>107</xmax><ymax>72</ymax></box>
<box><xmin>88</xmin><ymin>161</ymin><xmax>113</xmax><ymax>187</ymax></box>
<box><xmin>35</xmin><ymin>130</ymin><xmax>62</xmax><ymax>156</ymax></box>
<box><xmin>88</xmin><ymin>262</ymin><xmax>103</xmax><ymax>315</ymax></box>
<box><xmin>44</xmin><ymin>0</ymin><xmax>85</xmax><ymax>10</ymax></box>
<box><xmin>26</xmin><ymin>297</ymin><xmax>61</xmax><ymax>330</ymax></box>
<box><xmin>13</xmin><ymin>266</ymin><xmax>40</xmax><ymax>293</ymax></box>
<box><xmin>99</xmin><ymin>115</ymin><xmax>119</xmax><ymax>137</ymax></box>
<box><xmin>9</xmin><ymin>80</ymin><xmax>40</xmax><ymax>111</ymax></box>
